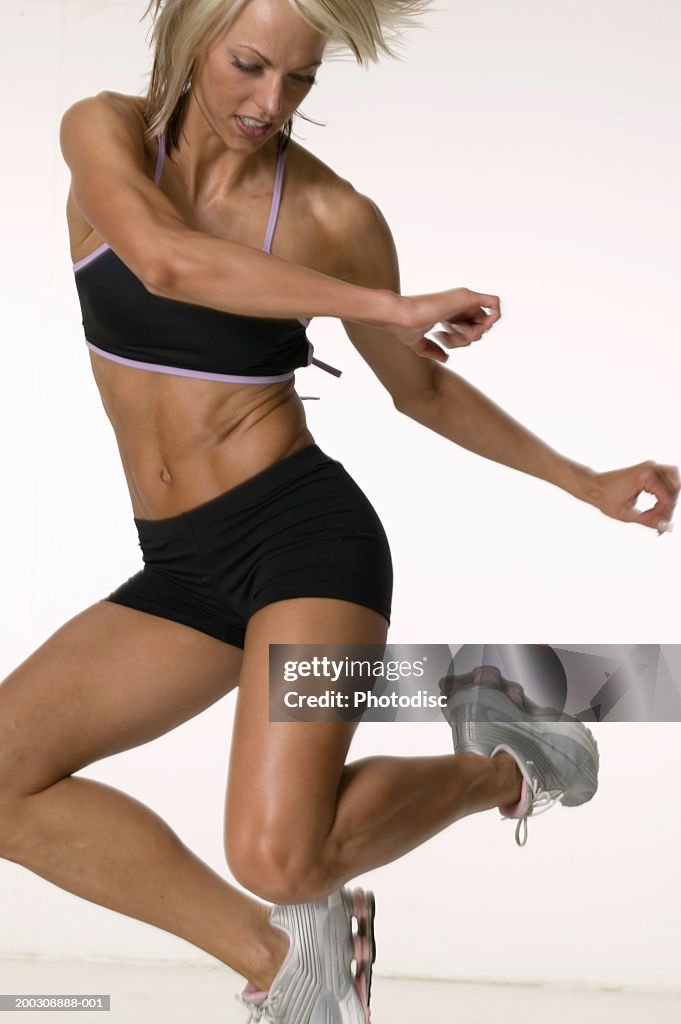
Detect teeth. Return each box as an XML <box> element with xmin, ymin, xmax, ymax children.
<box><xmin>240</xmin><ymin>116</ymin><xmax>266</xmax><ymax>127</ymax></box>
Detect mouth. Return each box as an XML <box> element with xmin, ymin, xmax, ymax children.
<box><xmin>234</xmin><ymin>115</ymin><xmax>272</xmax><ymax>139</ymax></box>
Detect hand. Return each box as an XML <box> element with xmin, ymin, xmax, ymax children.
<box><xmin>588</xmin><ymin>461</ymin><xmax>680</xmax><ymax>534</ymax></box>
<box><xmin>386</xmin><ymin>288</ymin><xmax>501</xmax><ymax>361</ymax></box>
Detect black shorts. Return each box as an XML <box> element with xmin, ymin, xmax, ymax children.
<box><xmin>105</xmin><ymin>444</ymin><xmax>393</xmax><ymax>649</ymax></box>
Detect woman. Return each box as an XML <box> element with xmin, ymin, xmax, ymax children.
<box><xmin>1</xmin><ymin>1</ymin><xmax>678</xmax><ymax>1022</ymax></box>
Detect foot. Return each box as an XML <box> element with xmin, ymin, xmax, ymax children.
<box><xmin>439</xmin><ymin>665</ymin><xmax>577</xmax><ymax>758</ymax></box>
<box><xmin>440</xmin><ymin>670</ymin><xmax>599</xmax><ymax>847</ymax></box>
<box><xmin>236</xmin><ymin>887</ymin><xmax>374</xmax><ymax>1023</ymax></box>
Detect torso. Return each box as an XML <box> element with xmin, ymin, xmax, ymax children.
<box><xmin>66</xmin><ymin>92</ymin><xmax>355</xmax><ymax>520</ymax></box>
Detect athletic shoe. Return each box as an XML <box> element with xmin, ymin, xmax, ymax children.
<box><xmin>439</xmin><ymin>665</ymin><xmax>576</xmax><ymax>757</ymax></box>
<box><xmin>236</xmin><ymin>886</ymin><xmax>375</xmax><ymax>1023</ymax></box>
<box><xmin>491</xmin><ymin>731</ymin><xmax>598</xmax><ymax>847</ymax></box>
<box><xmin>439</xmin><ymin>669</ymin><xmax>599</xmax><ymax>847</ymax></box>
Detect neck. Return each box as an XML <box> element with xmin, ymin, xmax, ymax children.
<box><xmin>166</xmin><ymin>89</ymin><xmax>282</xmax><ymax>204</ymax></box>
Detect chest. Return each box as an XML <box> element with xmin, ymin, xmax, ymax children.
<box><xmin>68</xmin><ymin>157</ymin><xmax>339</xmax><ymax>280</ymax></box>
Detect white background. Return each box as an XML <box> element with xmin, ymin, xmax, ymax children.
<box><xmin>1</xmin><ymin>0</ymin><xmax>680</xmax><ymax>992</ymax></box>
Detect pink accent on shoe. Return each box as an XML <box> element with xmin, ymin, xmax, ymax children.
<box><xmin>500</xmin><ymin>775</ymin><xmax>529</xmax><ymax>819</ymax></box>
<box><xmin>351</xmin><ymin>888</ymin><xmax>373</xmax><ymax>1024</ymax></box>
<box><xmin>240</xmin><ymin>981</ymin><xmax>269</xmax><ymax>1003</ymax></box>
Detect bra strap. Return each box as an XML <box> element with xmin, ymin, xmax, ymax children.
<box><xmin>307</xmin><ymin>341</ymin><xmax>342</xmax><ymax>378</ymax></box>
<box><xmin>154</xmin><ymin>132</ymin><xmax>167</xmax><ymax>186</ymax></box>
<box><xmin>263</xmin><ymin>132</ymin><xmax>288</xmax><ymax>253</ymax></box>
<box><xmin>311</xmin><ymin>355</ymin><xmax>343</xmax><ymax>378</ymax></box>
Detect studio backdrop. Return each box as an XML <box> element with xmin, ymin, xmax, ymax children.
<box><xmin>1</xmin><ymin>0</ymin><xmax>679</xmax><ymax>991</ymax></box>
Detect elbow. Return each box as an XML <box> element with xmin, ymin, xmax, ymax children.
<box><xmin>142</xmin><ymin>255</ymin><xmax>176</xmax><ymax>297</ymax></box>
<box><xmin>392</xmin><ymin>373</ymin><xmax>443</xmax><ymax>419</ymax></box>
<box><xmin>392</xmin><ymin>387</ymin><xmax>438</xmax><ymax>420</ymax></box>
<box><xmin>391</xmin><ymin>390</ymin><xmax>410</xmax><ymax>416</ymax></box>
<box><xmin>139</xmin><ymin>229</ymin><xmax>193</xmax><ymax>296</ymax></box>
<box><xmin>141</xmin><ymin>230</ymin><xmax>204</xmax><ymax>297</ymax></box>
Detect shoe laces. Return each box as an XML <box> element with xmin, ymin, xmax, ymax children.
<box><xmin>235</xmin><ymin>988</ymin><xmax>282</xmax><ymax>1023</ymax></box>
<box><xmin>513</xmin><ymin>780</ymin><xmax>563</xmax><ymax>847</ymax></box>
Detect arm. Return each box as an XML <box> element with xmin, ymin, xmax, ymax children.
<box><xmin>60</xmin><ymin>92</ymin><xmax>400</xmax><ymax>325</ymax></box>
<box><xmin>60</xmin><ymin>94</ymin><xmax>495</xmax><ymax>338</ymax></box>
<box><xmin>413</xmin><ymin>369</ymin><xmax>679</xmax><ymax>531</ymax></box>
<box><xmin>338</xmin><ymin>194</ymin><xmax>680</xmax><ymax>532</ymax></box>
<box><xmin>405</xmin><ymin>366</ymin><xmax>597</xmax><ymax>502</ymax></box>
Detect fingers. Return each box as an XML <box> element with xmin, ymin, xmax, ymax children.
<box><xmin>433</xmin><ymin>319</ymin><xmax>487</xmax><ymax>346</ymax></box>
<box><xmin>437</xmin><ymin>293</ymin><xmax>502</xmax><ymax>346</ymax></box>
<box><xmin>651</xmin><ymin>463</ymin><xmax>681</xmax><ymax>503</ymax></box>
<box><xmin>412</xmin><ymin>336</ymin><xmax>450</xmax><ymax>363</ymax></box>
<box><xmin>616</xmin><ymin>462</ymin><xmax>680</xmax><ymax>533</ymax></box>
<box><xmin>423</xmin><ymin>290</ymin><xmax>501</xmax><ymax>350</ymax></box>
<box><xmin>475</xmin><ymin>293</ymin><xmax>501</xmax><ymax>326</ymax></box>
<box><xmin>616</xmin><ymin>501</ymin><xmax>668</xmax><ymax>533</ymax></box>
<box><xmin>631</xmin><ymin>503</ymin><xmax>675</xmax><ymax>534</ymax></box>
<box><xmin>470</xmin><ymin>291</ymin><xmax>501</xmax><ymax>321</ymax></box>
<box><xmin>432</xmin><ymin>326</ymin><xmax>474</xmax><ymax>348</ymax></box>
<box><xmin>640</xmin><ymin>462</ymin><xmax>680</xmax><ymax>528</ymax></box>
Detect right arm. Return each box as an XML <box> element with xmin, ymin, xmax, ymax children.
<box><xmin>60</xmin><ymin>93</ymin><xmax>497</xmax><ymax>349</ymax></box>
<box><xmin>60</xmin><ymin>93</ymin><xmax>400</xmax><ymax>326</ymax></box>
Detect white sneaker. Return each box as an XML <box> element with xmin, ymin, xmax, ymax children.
<box><xmin>237</xmin><ymin>886</ymin><xmax>375</xmax><ymax>1023</ymax></box>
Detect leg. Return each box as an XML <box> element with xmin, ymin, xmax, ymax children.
<box><xmin>226</xmin><ymin>597</ymin><xmax>522</xmax><ymax>912</ymax></box>
<box><xmin>0</xmin><ymin>600</ymin><xmax>288</xmax><ymax>990</ymax></box>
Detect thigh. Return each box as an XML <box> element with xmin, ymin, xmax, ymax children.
<box><xmin>0</xmin><ymin>600</ymin><xmax>243</xmax><ymax>798</ymax></box>
<box><xmin>224</xmin><ymin>597</ymin><xmax>388</xmax><ymax>864</ymax></box>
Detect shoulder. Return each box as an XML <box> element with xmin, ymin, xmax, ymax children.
<box><xmin>286</xmin><ymin>138</ymin><xmax>399</xmax><ymax>288</ymax></box>
<box><xmin>332</xmin><ymin>188</ymin><xmax>399</xmax><ymax>289</ymax></box>
<box><xmin>104</xmin><ymin>90</ymin><xmax>147</xmax><ymax>125</ymax></box>
<box><xmin>61</xmin><ymin>92</ymin><xmax>158</xmax><ymax>256</ymax></box>
<box><xmin>62</xmin><ymin>90</ymin><xmax>142</xmax><ymax>126</ymax></box>
<box><xmin>104</xmin><ymin>91</ymin><xmax>151</xmax><ymax>145</ymax></box>
<box><xmin>61</xmin><ymin>92</ymin><xmax>155</xmax><ymax>184</ymax></box>
<box><xmin>60</xmin><ymin>91</ymin><xmax>148</xmax><ymax>154</ymax></box>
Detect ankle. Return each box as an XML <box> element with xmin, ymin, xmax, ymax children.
<box><xmin>492</xmin><ymin>751</ymin><xmax>523</xmax><ymax>808</ymax></box>
<box><xmin>248</xmin><ymin>906</ymin><xmax>290</xmax><ymax>993</ymax></box>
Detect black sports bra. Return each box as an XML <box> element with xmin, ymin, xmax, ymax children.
<box><xmin>72</xmin><ymin>130</ymin><xmax>341</xmax><ymax>392</ymax></box>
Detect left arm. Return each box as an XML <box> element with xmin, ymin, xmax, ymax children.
<box><xmin>336</xmin><ymin>192</ymin><xmax>679</xmax><ymax>533</ymax></box>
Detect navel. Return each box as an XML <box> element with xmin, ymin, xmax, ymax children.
<box><xmin>160</xmin><ymin>466</ymin><xmax>172</xmax><ymax>485</ymax></box>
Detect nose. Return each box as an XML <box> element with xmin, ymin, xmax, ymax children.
<box><xmin>253</xmin><ymin>74</ymin><xmax>285</xmax><ymax>121</ymax></box>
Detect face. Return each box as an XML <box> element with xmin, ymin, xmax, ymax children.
<box><xmin>193</xmin><ymin>0</ymin><xmax>327</xmax><ymax>147</ymax></box>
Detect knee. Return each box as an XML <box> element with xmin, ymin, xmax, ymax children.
<box><xmin>0</xmin><ymin>797</ymin><xmax>26</xmax><ymax>862</ymax></box>
<box><xmin>226</xmin><ymin>832</ymin><xmax>331</xmax><ymax>905</ymax></box>
<box><xmin>0</xmin><ymin>745</ymin><xmax>41</xmax><ymax>861</ymax></box>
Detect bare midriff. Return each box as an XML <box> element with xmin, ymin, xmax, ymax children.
<box><xmin>89</xmin><ymin>349</ymin><xmax>316</xmax><ymax>520</ymax></box>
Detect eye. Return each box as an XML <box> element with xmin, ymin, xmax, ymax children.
<box><xmin>232</xmin><ymin>58</ymin><xmax>258</xmax><ymax>73</ymax></box>
<box><xmin>231</xmin><ymin>58</ymin><xmax>316</xmax><ymax>86</ymax></box>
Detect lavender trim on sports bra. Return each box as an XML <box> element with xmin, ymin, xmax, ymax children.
<box><xmin>84</xmin><ymin>338</ymin><xmax>341</xmax><ymax>384</ymax></box>
<box><xmin>73</xmin><ymin>242</ymin><xmax>112</xmax><ymax>273</ymax></box>
<box><xmin>84</xmin><ymin>340</ymin><xmax>296</xmax><ymax>384</ymax></box>
<box><xmin>72</xmin><ymin>130</ymin><xmax>312</xmax><ymax>330</ymax></box>
<box><xmin>263</xmin><ymin>132</ymin><xmax>287</xmax><ymax>253</ymax></box>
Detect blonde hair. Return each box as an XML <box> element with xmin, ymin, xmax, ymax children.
<box><xmin>140</xmin><ymin>0</ymin><xmax>436</xmax><ymax>152</ymax></box>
